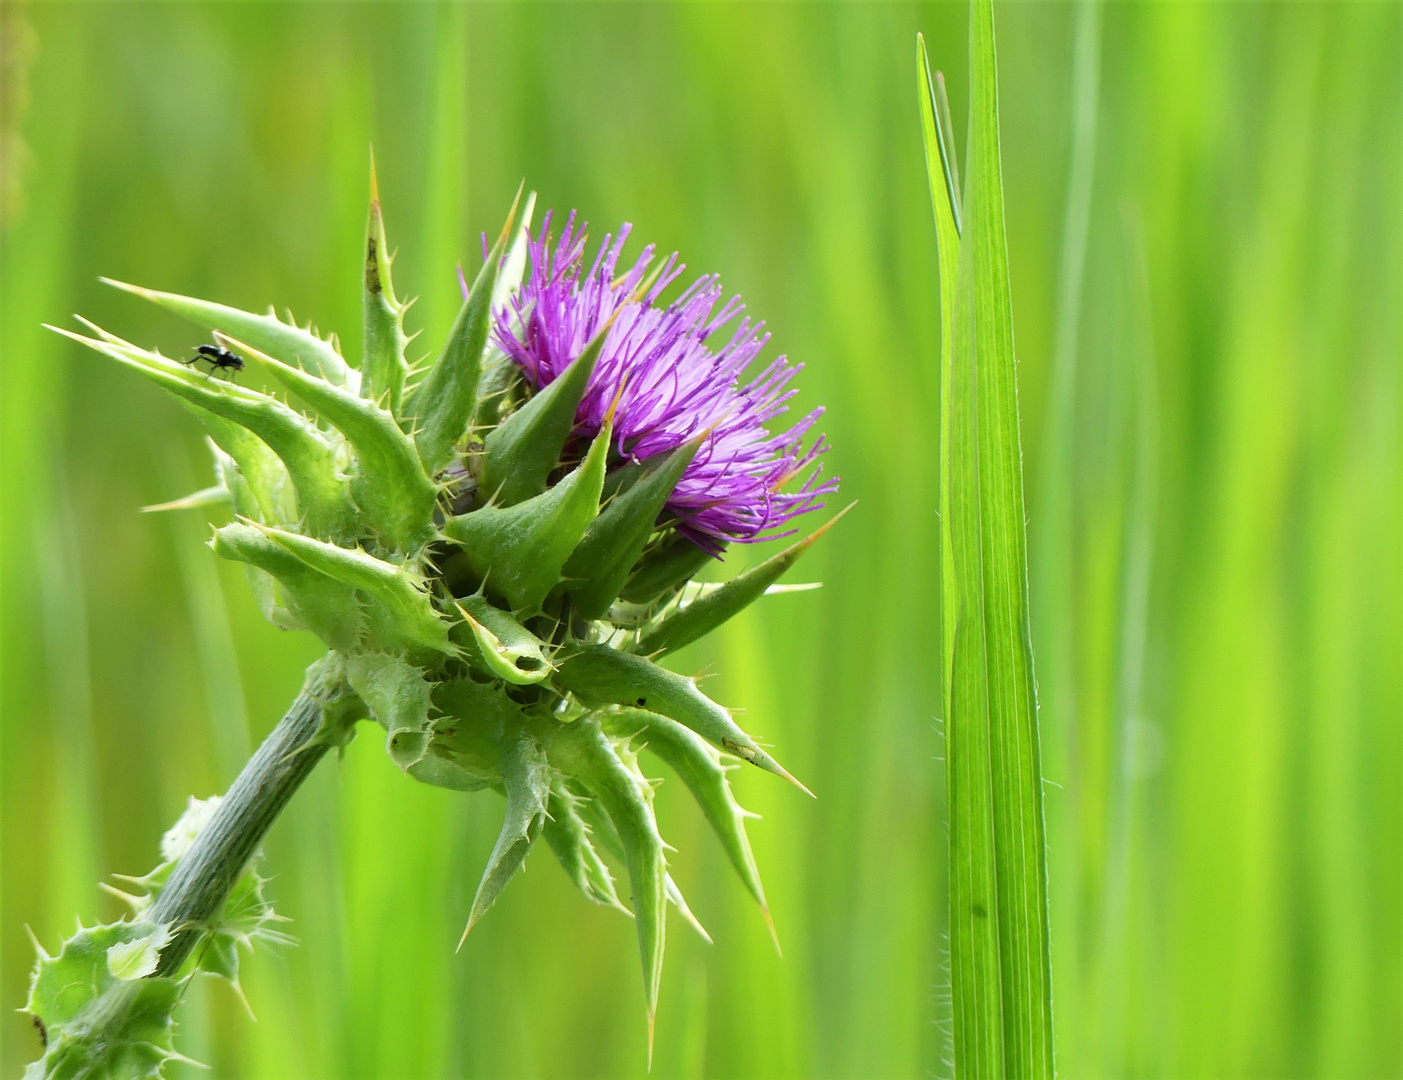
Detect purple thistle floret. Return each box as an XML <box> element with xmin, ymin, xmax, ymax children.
<box><xmin>491</xmin><ymin>212</ymin><xmax>837</xmax><ymax>554</ymax></box>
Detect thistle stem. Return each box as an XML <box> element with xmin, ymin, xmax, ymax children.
<box><xmin>152</xmin><ymin>657</ymin><xmax>349</xmax><ymax>976</ymax></box>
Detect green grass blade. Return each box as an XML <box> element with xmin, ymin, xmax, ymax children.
<box><xmin>965</xmin><ymin>0</ymin><xmax>1055</xmax><ymax>1070</ymax></box>
<box><xmin>921</xmin><ymin>32</ymin><xmax>1003</xmax><ymax>1080</ymax></box>
<box><xmin>921</xmin><ymin>3</ymin><xmax>1055</xmax><ymax>1072</ymax></box>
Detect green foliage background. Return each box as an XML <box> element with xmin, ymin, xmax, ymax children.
<box><xmin>1</xmin><ymin>3</ymin><xmax>1397</xmax><ymax>1077</ymax></box>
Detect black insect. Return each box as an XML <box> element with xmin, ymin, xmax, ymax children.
<box><xmin>182</xmin><ymin>344</ymin><xmax>245</xmax><ymax>379</ymax></box>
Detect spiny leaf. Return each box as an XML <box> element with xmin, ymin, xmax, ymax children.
<box><xmin>191</xmin><ymin>409</ymin><xmax>297</xmax><ymax>524</ymax></box>
<box><xmin>205</xmin><ymin>442</ymin><xmax>263</xmax><ymax>529</ymax></box>
<box><xmin>83</xmin><ymin>317</ymin><xmax>317</xmax><ymax>530</ymax></box>
<box><xmin>362</xmin><ymin>159</ymin><xmax>411</xmax><ymax>414</ymax></box>
<box><xmin>549</xmin><ymin>719</ymin><xmax>667</xmax><ymax>1059</ymax></box>
<box><xmin>105</xmin><ymin>923</ymin><xmax>172</xmax><ymax>981</ymax></box>
<box><xmin>663</xmin><ymin>875</ymin><xmax>713</xmax><ymax>946</ymax></box>
<box><xmin>345</xmin><ymin>652</ymin><xmax>436</xmax><ymax>770</ymax></box>
<box><xmin>453</xmin><ymin>594</ymin><xmax>553</xmax><ymax>685</ymax></box>
<box><xmin>25</xmin><ymin>923</ymin><xmax>190</xmax><ymax>1080</ymax></box>
<box><xmin>460</xmin><ymin>728</ymin><xmax>551</xmax><ymax>943</ymax></box>
<box><xmin>555</xmin><ymin>645</ymin><xmax>812</xmax><ymax>796</ymax></box>
<box><xmin>406</xmin><ymin>753</ymin><xmax>494</xmax><ymax>794</ymax></box>
<box><xmin>196</xmin><ymin>865</ymin><xmax>294</xmax><ymax>1017</ymax></box>
<box><xmin>212</xmin><ymin>522</ymin><xmax>365</xmax><ymax>652</ymax></box>
<box><xmin>619</xmin><ymin>532</ymin><xmax>715</xmax><ymax>605</ymax></box>
<box><xmin>248</xmin><ymin>522</ymin><xmax>453</xmax><ymax>659</ymax></box>
<box><xmin>418</xmin><ymin>676</ymin><xmax>524</xmax><ymax>789</ymax></box>
<box><xmin>478</xmin><ymin>325</ymin><xmax>609</xmax><ymax>506</ymax></box>
<box><xmin>222</xmin><ymin>333</ymin><xmax>437</xmax><ymax>552</ymax></box>
<box><xmin>568</xmin><ymin>772</ymin><xmax>712</xmax><ymax>945</ymax></box>
<box><xmin>491</xmin><ymin>189</ymin><xmax>536</xmax><ymax>310</ymax></box>
<box><xmin>407</xmin><ymin>188</ymin><xmax>519</xmax><ymax>474</ymax></box>
<box><xmin>48</xmin><ymin>325</ymin><xmax>355</xmax><ymax>540</ymax></box>
<box><xmin>159</xmin><ymin>795</ymin><xmax>224</xmax><ymax>863</ymax></box>
<box><xmin>408</xmin><ymin>677</ymin><xmax>526</xmax><ymax>793</ymax></box>
<box><xmin>471</xmin><ymin>349</ymin><xmax>528</xmax><ymax>433</ymax></box>
<box><xmin>541</xmin><ymin>775</ymin><xmax>630</xmax><ymax>914</ymax></box>
<box><xmin>637</xmin><ymin>502</ymin><xmax>852</xmax><ymax>656</ymax></box>
<box><xmin>445</xmin><ymin>420</ymin><xmax>611</xmax><ymax>613</ymax></box>
<box><xmin>141</xmin><ymin>483</ymin><xmax>229</xmax><ymax>514</ymax></box>
<box><xmin>101</xmin><ymin>277</ymin><xmax>354</xmax><ymax>387</ymax></box>
<box><xmin>606</xmin><ymin>708</ymin><xmax>774</xmax><ymax>944</ymax></box>
<box><xmin>563</xmin><ymin>434</ymin><xmax>703</xmax><ymax>620</ymax></box>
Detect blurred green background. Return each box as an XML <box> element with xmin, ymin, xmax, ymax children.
<box><xmin>1</xmin><ymin>2</ymin><xmax>1398</xmax><ymax>1077</ymax></box>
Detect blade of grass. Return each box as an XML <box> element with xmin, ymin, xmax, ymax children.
<box><xmin>163</xmin><ymin>453</ymin><xmax>253</xmax><ymax>782</ymax></box>
<box><xmin>920</xmin><ymin>0</ymin><xmax>1055</xmax><ymax>1070</ymax></box>
<box><xmin>1034</xmin><ymin>0</ymin><xmax>1100</xmax><ymax>1070</ymax></box>
<box><xmin>919</xmin><ymin>32</ymin><xmax>1004</xmax><ymax>1080</ymax></box>
<box><xmin>1097</xmin><ymin>201</ymin><xmax>1160</xmax><ymax>1078</ymax></box>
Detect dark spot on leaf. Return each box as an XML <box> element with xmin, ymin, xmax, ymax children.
<box><xmin>365</xmin><ymin>237</ymin><xmax>382</xmax><ymax>293</ymax></box>
<box><xmin>33</xmin><ymin>1015</ymin><xmax>46</xmax><ymax>1048</ymax></box>
<box><xmin>636</xmin><ymin>697</ymin><xmax>647</xmax><ymax>707</ymax></box>
<box><xmin>972</xmin><ymin>902</ymin><xmax>988</xmax><ymax>918</ymax></box>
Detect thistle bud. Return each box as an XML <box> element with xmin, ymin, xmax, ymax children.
<box><xmin>46</xmin><ymin>180</ymin><xmax>843</xmax><ymax>1064</ymax></box>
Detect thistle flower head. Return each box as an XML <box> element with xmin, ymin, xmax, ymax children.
<box><xmin>495</xmin><ymin>212</ymin><xmax>838</xmax><ymax>553</ymax></box>
<box><xmin>41</xmin><ymin>178</ymin><xmax>847</xmax><ymax>1073</ymax></box>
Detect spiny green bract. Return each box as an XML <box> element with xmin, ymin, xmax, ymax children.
<box><xmin>24</xmin><ymin>798</ymin><xmax>290</xmax><ymax>1079</ymax></box>
<box><xmin>47</xmin><ymin>176</ymin><xmax>841</xmax><ymax>1065</ymax></box>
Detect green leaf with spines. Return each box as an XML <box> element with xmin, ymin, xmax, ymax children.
<box><xmin>491</xmin><ymin>189</ymin><xmax>536</xmax><ymax>310</ymax></box>
<box><xmin>460</xmin><ymin>728</ymin><xmax>551</xmax><ymax>942</ymax></box>
<box><xmin>406</xmin><ymin>189</ymin><xmax>519</xmax><ymax>475</ymax></box>
<box><xmin>549</xmin><ymin>718</ymin><xmax>668</xmax><ymax>1057</ymax></box>
<box><xmin>24</xmin><ymin>923</ymin><xmax>189</xmax><ymax>1080</ymax></box>
<box><xmin>554</xmin><ymin>644</ymin><xmax>811</xmax><ymax>795</ymax></box>
<box><xmin>49</xmin><ymin>325</ymin><xmax>356</xmax><ymax>540</ymax></box>
<box><xmin>25</xmin><ymin>799</ymin><xmax>291</xmax><ymax>1079</ymax></box>
<box><xmin>471</xmin><ymin>350</ymin><xmax>528</xmax><ymax>433</ymax></box>
<box><xmin>361</xmin><ymin>163</ymin><xmax>411</xmax><ymax>415</ymax></box>
<box><xmin>566</xmin><ymin>770</ymin><xmax>713</xmax><ymax>945</ymax></box>
<box><xmin>207</xmin><ymin>442</ymin><xmax>260</xmax><ymax>522</ymax></box>
<box><xmin>208</xmin><ymin>499</ymin><xmax>288</xmax><ymax>631</ymax></box>
<box><xmin>619</xmin><ymin>532</ymin><xmax>715</xmax><ymax>605</ymax></box>
<box><xmin>477</xmin><ymin>325</ymin><xmax>609</xmax><ymax>506</ymax></box>
<box><xmin>87</xmin><ymin>306</ymin><xmax>295</xmax><ymax>521</ymax></box>
<box><xmin>563</xmin><ymin>434</ymin><xmax>704</xmax><ymax>619</ymax></box>
<box><xmin>194</xmin><ymin>410</ymin><xmax>297</xmax><ymax>524</ymax></box>
<box><xmin>637</xmin><ymin>503</ymin><xmax>851</xmax><ymax>656</ymax></box>
<box><xmin>452</xmin><ymin>594</ymin><xmax>554</xmax><ymax>685</ymax></box>
<box><xmin>70</xmin><ymin>317</ymin><xmax>339</xmax><ymax>531</ymax></box>
<box><xmin>223</xmin><ymin>333</ymin><xmax>438</xmax><ymax>552</ymax></box>
<box><xmin>248</xmin><ymin>522</ymin><xmax>453</xmax><ymax>659</ymax></box>
<box><xmin>141</xmin><ymin>482</ymin><xmax>231</xmax><ymax>514</ymax></box>
<box><xmin>100</xmin><ymin>277</ymin><xmax>354</xmax><ymax>387</ymax></box>
<box><xmin>445</xmin><ymin>420</ymin><xmax>611</xmax><ymax>614</ymax></box>
<box><xmin>662</xmin><ymin>875</ymin><xmax>712</xmax><ymax>945</ymax></box>
<box><xmin>604</xmin><ymin>708</ymin><xmax>772</xmax><ymax>936</ymax></box>
<box><xmin>212</xmin><ymin>522</ymin><xmax>365</xmax><ymax>652</ymax></box>
<box><xmin>105</xmin><ymin>923</ymin><xmax>173</xmax><ymax>981</ymax></box>
<box><xmin>422</xmin><ymin>676</ymin><xmax>524</xmax><ymax>783</ymax></box>
<box><xmin>345</xmin><ymin>652</ymin><xmax>436</xmax><ymax>770</ymax></box>
<box><xmin>406</xmin><ymin>752</ymin><xmax>494</xmax><ymax>793</ymax></box>
<box><xmin>541</xmin><ymin>775</ymin><xmax>630</xmax><ymax>914</ymax></box>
